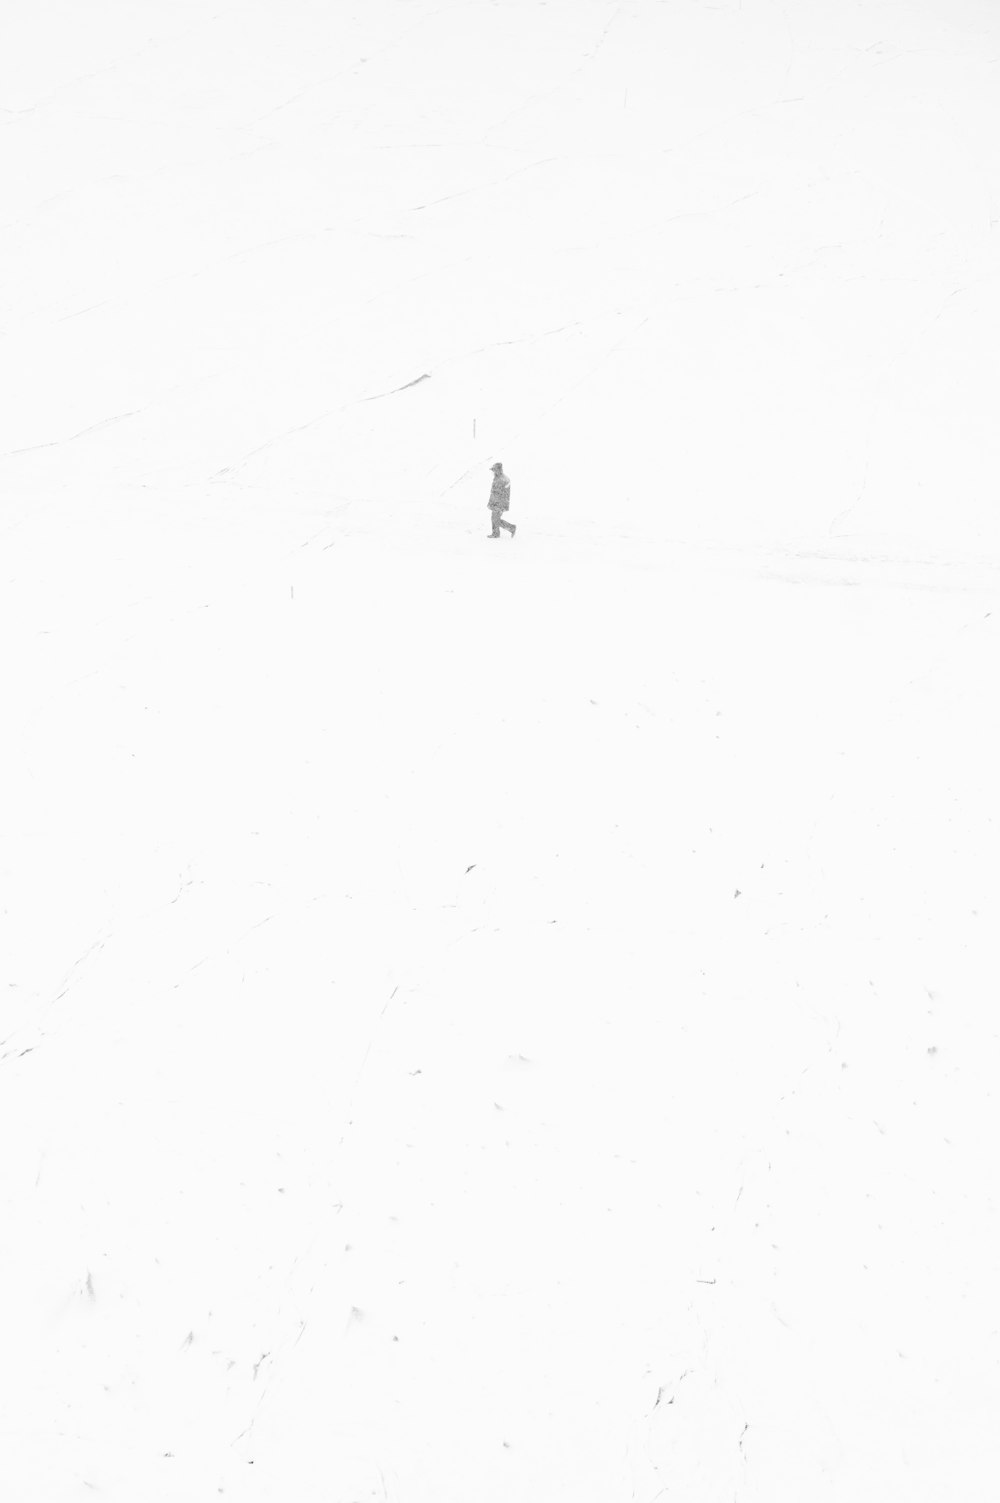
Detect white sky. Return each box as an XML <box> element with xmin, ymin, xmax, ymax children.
<box><xmin>2</xmin><ymin>2</ymin><xmax>999</xmax><ymax>1499</ymax></box>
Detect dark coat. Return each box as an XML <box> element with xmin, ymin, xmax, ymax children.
<box><xmin>488</xmin><ymin>473</ymin><xmax>511</xmax><ymax>512</ymax></box>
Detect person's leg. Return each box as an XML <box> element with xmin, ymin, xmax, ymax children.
<box><xmin>489</xmin><ymin>510</ymin><xmax>501</xmax><ymax>536</ymax></box>
<box><xmin>500</xmin><ymin>517</ymin><xmax>515</xmax><ymax>535</ymax></box>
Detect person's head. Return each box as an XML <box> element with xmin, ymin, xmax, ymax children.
<box><xmin>491</xmin><ymin>461</ymin><xmax>503</xmax><ymax>474</ymax></box>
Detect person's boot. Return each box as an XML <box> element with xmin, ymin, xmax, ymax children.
<box><xmin>509</xmin><ymin>524</ymin><xmax>517</xmax><ymax>538</ymax></box>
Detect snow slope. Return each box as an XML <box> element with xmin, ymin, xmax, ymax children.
<box><xmin>2</xmin><ymin>2</ymin><xmax>999</xmax><ymax>1500</ymax></box>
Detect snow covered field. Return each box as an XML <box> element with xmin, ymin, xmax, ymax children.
<box><xmin>2</xmin><ymin>1</ymin><xmax>999</xmax><ymax>1499</ymax></box>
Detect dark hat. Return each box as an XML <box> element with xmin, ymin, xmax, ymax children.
<box><xmin>491</xmin><ymin>461</ymin><xmax>503</xmax><ymax>472</ymax></box>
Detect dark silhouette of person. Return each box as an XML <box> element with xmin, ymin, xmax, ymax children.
<box><xmin>487</xmin><ymin>461</ymin><xmax>516</xmax><ymax>538</ymax></box>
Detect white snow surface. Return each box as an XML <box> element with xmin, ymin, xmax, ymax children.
<box><xmin>2</xmin><ymin>1</ymin><xmax>1000</xmax><ymax>1499</ymax></box>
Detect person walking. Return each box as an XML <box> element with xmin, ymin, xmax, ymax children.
<box><xmin>487</xmin><ymin>461</ymin><xmax>516</xmax><ymax>538</ymax></box>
